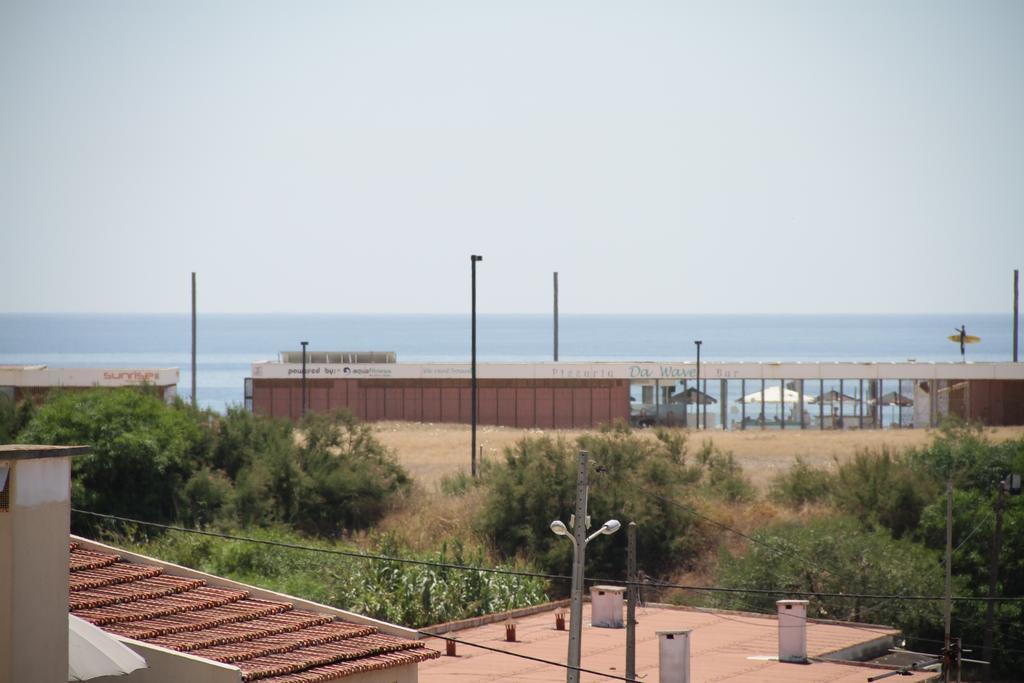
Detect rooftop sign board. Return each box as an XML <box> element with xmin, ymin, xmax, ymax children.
<box><xmin>0</xmin><ymin>366</ymin><xmax>179</xmax><ymax>388</ymax></box>
<box><xmin>251</xmin><ymin>360</ymin><xmax>1024</xmax><ymax>382</ymax></box>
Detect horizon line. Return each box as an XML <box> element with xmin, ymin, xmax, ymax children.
<box><xmin>0</xmin><ymin>310</ymin><xmax>1012</xmax><ymax>317</ymax></box>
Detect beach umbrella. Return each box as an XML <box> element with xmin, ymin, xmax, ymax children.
<box><xmin>868</xmin><ymin>391</ymin><xmax>913</xmax><ymax>407</ymax></box>
<box><xmin>810</xmin><ymin>389</ymin><xmax>857</xmax><ymax>404</ymax></box>
<box><xmin>669</xmin><ymin>387</ymin><xmax>717</xmax><ymax>405</ymax></box>
<box><xmin>737</xmin><ymin>386</ymin><xmax>812</xmax><ymax>404</ymax></box>
<box><xmin>69</xmin><ymin>614</ymin><xmax>148</xmax><ymax>680</ymax></box>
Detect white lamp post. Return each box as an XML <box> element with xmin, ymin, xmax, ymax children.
<box><xmin>551</xmin><ymin>452</ymin><xmax>620</xmax><ymax>683</ymax></box>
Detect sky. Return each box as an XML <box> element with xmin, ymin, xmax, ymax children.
<box><xmin>1</xmin><ymin>1</ymin><xmax>1022</xmax><ymax>315</ymax></box>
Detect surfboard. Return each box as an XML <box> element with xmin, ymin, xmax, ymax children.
<box><xmin>948</xmin><ymin>335</ymin><xmax>981</xmax><ymax>344</ymax></box>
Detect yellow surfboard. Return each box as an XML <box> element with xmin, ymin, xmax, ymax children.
<box><xmin>948</xmin><ymin>335</ymin><xmax>981</xmax><ymax>344</ymax></box>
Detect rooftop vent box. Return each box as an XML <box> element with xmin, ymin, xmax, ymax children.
<box><xmin>777</xmin><ymin>599</ymin><xmax>809</xmax><ymax>663</ymax></box>
<box><xmin>590</xmin><ymin>585</ymin><xmax>625</xmax><ymax>628</ymax></box>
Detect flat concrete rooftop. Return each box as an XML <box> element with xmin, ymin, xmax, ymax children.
<box><xmin>419</xmin><ymin>602</ymin><xmax>938</xmax><ymax>682</ymax></box>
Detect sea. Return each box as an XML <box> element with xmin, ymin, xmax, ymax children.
<box><xmin>0</xmin><ymin>313</ymin><xmax>1017</xmax><ymax>413</ymax></box>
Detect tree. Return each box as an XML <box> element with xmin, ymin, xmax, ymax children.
<box><xmin>714</xmin><ymin>516</ymin><xmax>948</xmax><ymax>638</ymax></box>
<box><xmin>478</xmin><ymin>426</ymin><xmax>716</xmax><ymax>581</ymax></box>
<box><xmin>18</xmin><ymin>388</ymin><xmax>207</xmax><ymax>525</ymax></box>
<box><xmin>292</xmin><ymin>410</ymin><xmax>412</xmax><ymax>535</ymax></box>
<box><xmin>0</xmin><ymin>395</ymin><xmax>35</xmax><ymax>444</ymax></box>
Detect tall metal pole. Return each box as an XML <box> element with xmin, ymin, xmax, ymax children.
<box><xmin>818</xmin><ymin>379</ymin><xmax>824</xmax><ymax>430</ymax></box>
<box><xmin>760</xmin><ymin>378</ymin><xmax>766</xmax><ymax>430</ymax></box>
<box><xmin>741</xmin><ymin>379</ymin><xmax>746</xmax><ymax>429</ymax></box>
<box><xmin>981</xmin><ymin>480</ymin><xmax>1007</xmax><ymax>681</ymax></box>
<box><xmin>798</xmin><ymin>379</ymin><xmax>804</xmax><ymax>429</ymax></box>
<box><xmin>554</xmin><ymin>272</ymin><xmax>559</xmax><ymax>362</ymax></box>
<box><xmin>694</xmin><ymin>341</ymin><xmax>702</xmax><ymax>430</ymax></box>
<box><xmin>780</xmin><ymin>379</ymin><xmax>786</xmax><ymax>430</ymax></box>
<box><xmin>626</xmin><ymin>522</ymin><xmax>637</xmax><ymax>681</ymax></box>
<box><xmin>703</xmin><ymin>379</ymin><xmax>708</xmax><ymax>430</ymax></box>
<box><xmin>944</xmin><ymin>480</ymin><xmax>953</xmax><ymax>683</ymax></box>
<box><xmin>720</xmin><ymin>379</ymin><xmax>728</xmax><ymax>431</ymax></box>
<box><xmin>471</xmin><ymin>255</ymin><xmax>482</xmax><ymax>478</ymax></box>
<box><xmin>1014</xmin><ymin>269</ymin><xmax>1019</xmax><ymax>362</ymax></box>
<box><xmin>858</xmin><ymin>379</ymin><xmax>864</xmax><ymax>430</ymax></box>
<box><xmin>567</xmin><ymin>450</ymin><xmax>589</xmax><ymax>683</ymax></box>
<box><xmin>300</xmin><ymin>341</ymin><xmax>309</xmax><ymax>418</ymax></box>
<box><xmin>839</xmin><ymin>379</ymin><xmax>845</xmax><ymax>430</ymax></box>
<box><xmin>898</xmin><ymin>379</ymin><xmax>904</xmax><ymax>428</ymax></box>
<box><xmin>191</xmin><ymin>272</ymin><xmax>196</xmax><ymax>409</ymax></box>
<box><xmin>682</xmin><ymin>380</ymin><xmax>688</xmax><ymax>428</ymax></box>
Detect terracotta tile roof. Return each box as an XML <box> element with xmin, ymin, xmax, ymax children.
<box><xmin>68</xmin><ymin>543</ymin><xmax>439</xmax><ymax>682</ymax></box>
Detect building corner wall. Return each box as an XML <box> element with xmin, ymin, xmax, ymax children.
<box><xmin>0</xmin><ymin>456</ymin><xmax>71</xmax><ymax>683</ymax></box>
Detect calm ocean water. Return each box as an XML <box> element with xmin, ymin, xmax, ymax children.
<box><xmin>0</xmin><ymin>313</ymin><xmax>1016</xmax><ymax>412</ymax></box>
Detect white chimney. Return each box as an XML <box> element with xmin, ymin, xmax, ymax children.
<box><xmin>776</xmin><ymin>599</ymin><xmax>809</xmax><ymax>663</ymax></box>
<box><xmin>590</xmin><ymin>585</ymin><xmax>625</xmax><ymax>628</ymax></box>
<box><xmin>657</xmin><ymin>629</ymin><xmax>691</xmax><ymax>683</ymax></box>
<box><xmin>0</xmin><ymin>445</ymin><xmax>89</xmax><ymax>683</ymax></box>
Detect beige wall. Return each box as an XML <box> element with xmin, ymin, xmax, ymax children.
<box><xmin>87</xmin><ymin>639</ymin><xmax>242</xmax><ymax>683</ymax></box>
<box><xmin>340</xmin><ymin>663</ymin><xmax>418</xmax><ymax>683</ymax></box>
<box><xmin>87</xmin><ymin>641</ymin><xmax>419</xmax><ymax>683</ymax></box>
<box><xmin>0</xmin><ymin>457</ymin><xmax>71</xmax><ymax>683</ymax></box>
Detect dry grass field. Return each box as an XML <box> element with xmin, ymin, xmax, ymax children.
<box><xmin>373</xmin><ymin>421</ymin><xmax>1024</xmax><ymax>489</ymax></box>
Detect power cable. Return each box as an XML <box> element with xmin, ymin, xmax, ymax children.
<box><xmin>418</xmin><ymin>631</ymin><xmax>634</xmax><ymax>682</ymax></box>
<box><xmin>73</xmin><ymin>508</ymin><xmax>568</xmax><ymax>583</ymax></box>
<box><xmin>73</xmin><ymin>509</ymin><xmax>1022</xmax><ymax>604</ymax></box>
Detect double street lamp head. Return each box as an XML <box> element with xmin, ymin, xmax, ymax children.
<box><xmin>549</xmin><ymin>518</ymin><xmax>621</xmax><ymax>546</ymax></box>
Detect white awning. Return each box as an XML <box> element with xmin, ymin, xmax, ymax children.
<box><xmin>69</xmin><ymin>614</ymin><xmax>147</xmax><ymax>681</ymax></box>
<box><xmin>738</xmin><ymin>386</ymin><xmax>812</xmax><ymax>404</ymax></box>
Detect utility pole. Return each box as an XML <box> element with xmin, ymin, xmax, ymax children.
<box><xmin>694</xmin><ymin>341</ymin><xmax>702</xmax><ymax>430</ymax></box>
<box><xmin>982</xmin><ymin>479</ymin><xmax>1006</xmax><ymax>681</ymax></box>
<box><xmin>549</xmin><ymin>455</ymin><xmax>619</xmax><ymax>683</ymax></box>
<box><xmin>1014</xmin><ymin>269</ymin><xmax>1019</xmax><ymax>362</ymax></box>
<box><xmin>944</xmin><ymin>480</ymin><xmax>953</xmax><ymax>683</ymax></box>
<box><xmin>300</xmin><ymin>341</ymin><xmax>309</xmax><ymax>418</ymax></box>
<box><xmin>983</xmin><ymin>474</ymin><xmax>1022</xmax><ymax>679</ymax></box>
<box><xmin>471</xmin><ymin>255</ymin><xmax>482</xmax><ymax>477</ymax></box>
<box><xmin>554</xmin><ymin>272</ymin><xmax>559</xmax><ymax>362</ymax></box>
<box><xmin>567</xmin><ymin>451</ymin><xmax>589</xmax><ymax>683</ymax></box>
<box><xmin>191</xmin><ymin>272</ymin><xmax>196</xmax><ymax>409</ymax></box>
<box><xmin>626</xmin><ymin>522</ymin><xmax>637</xmax><ymax>681</ymax></box>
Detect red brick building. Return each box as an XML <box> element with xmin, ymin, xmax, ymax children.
<box><xmin>250</xmin><ymin>356</ymin><xmax>1024</xmax><ymax>429</ymax></box>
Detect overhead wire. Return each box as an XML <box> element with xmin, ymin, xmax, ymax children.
<box><xmin>73</xmin><ymin>508</ymin><xmax>1022</xmax><ymax>604</ymax></box>
<box><xmin>417</xmin><ymin>631</ymin><xmax>634</xmax><ymax>682</ymax></box>
<box><xmin>76</xmin><ymin>508</ymin><xmax>1024</xmax><ymax>670</ymax></box>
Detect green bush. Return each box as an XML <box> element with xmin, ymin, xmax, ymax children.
<box><xmin>0</xmin><ymin>395</ymin><xmax>34</xmax><ymax>444</ymax></box>
<box><xmin>769</xmin><ymin>457</ymin><xmax>834</xmax><ymax>508</ymax></box>
<box><xmin>695</xmin><ymin>444</ymin><xmax>756</xmax><ymax>503</ymax></box>
<box><xmin>910</xmin><ymin>428</ymin><xmax>1024</xmax><ymax>678</ymax></box>
<box><xmin>293</xmin><ymin>411</ymin><xmax>412</xmax><ymax>534</ymax></box>
<box><xmin>18</xmin><ymin>391</ymin><xmax>411</xmax><ymax>537</ymax></box>
<box><xmin>439</xmin><ymin>470</ymin><xmax>480</xmax><ymax>497</ymax></box>
<box><xmin>714</xmin><ymin>516</ymin><xmax>948</xmax><ymax>637</ymax></box>
<box><xmin>182</xmin><ymin>467</ymin><xmax>235</xmax><ymax>527</ymax></box>
<box><xmin>209</xmin><ymin>406</ymin><xmax>293</xmax><ymax>479</ymax></box>
<box><xmin>19</xmin><ymin>388</ymin><xmax>207</xmax><ymax>526</ymax></box>
<box><xmin>478</xmin><ymin>427</ymin><xmax>716</xmax><ymax>582</ymax></box>
<box><xmin>122</xmin><ymin>527</ymin><xmax>547</xmax><ymax>628</ymax></box>
<box><xmin>831</xmin><ymin>448</ymin><xmax>934</xmax><ymax>538</ymax></box>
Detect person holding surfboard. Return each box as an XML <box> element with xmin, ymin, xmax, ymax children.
<box><xmin>949</xmin><ymin>325</ymin><xmax>981</xmax><ymax>361</ymax></box>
